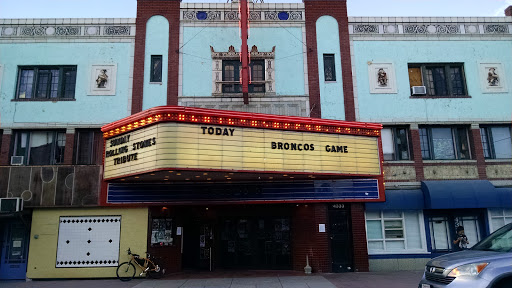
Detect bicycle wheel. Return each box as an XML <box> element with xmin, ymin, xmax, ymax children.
<box><xmin>116</xmin><ymin>262</ymin><xmax>136</xmax><ymax>281</ymax></box>
<box><xmin>147</xmin><ymin>262</ymin><xmax>163</xmax><ymax>279</ymax></box>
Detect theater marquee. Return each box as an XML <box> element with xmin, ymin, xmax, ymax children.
<box><xmin>102</xmin><ymin>106</ymin><xmax>383</xmax><ymax>180</ymax></box>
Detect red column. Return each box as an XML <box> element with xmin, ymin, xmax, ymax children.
<box><xmin>0</xmin><ymin>132</ymin><xmax>12</xmax><ymax>165</ymax></box>
<box><xmin>132</xmin><ymin>0</ymin><xmax>181</xmax><ymax>114</ymax></box>
<box><xmin>304</xmin><ymin>0</ymin><xmax>355</xmax><ymax>121</ymax></box>
<box><xmin>469</xmin><ymin>126</ymin><xmax>487</xmax><ymax>179</ymax></box>
<box><xmin>351</xmin><ymin>203</ymin><xmax>369</xmax><ymax>272</ymax></box>
<box><xmin>63</xmin><ymin>132</ymin><xmax>75</xmax><ymax>165</ymax></box>
<box><xmin>409</xmin><ymin>127</ymin><xmax>425</xmax><ymax>181</ymax></box>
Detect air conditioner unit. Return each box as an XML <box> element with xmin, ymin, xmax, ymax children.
<box><xmin>10</xmin><ymin>156</ymin><xmax>24</xmax><ymax>165</ymax></box>
<box><xmin>0</xmin><ymin>198</ymin><xmax>23</xmax><ymax>213</ymax></box>
<box><xmin>411</xmin><ymin>86</ymin><xmax>427</xmax><ymax>95</ymax></box>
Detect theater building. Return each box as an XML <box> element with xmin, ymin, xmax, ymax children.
<box><xmin>0</xmin><ymin>0</ymin><xmax>511</xmax><ymax>280</ymax></box>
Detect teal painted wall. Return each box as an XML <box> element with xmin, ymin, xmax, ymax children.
<box><xmin>354</xmin><ymin>41</ymin><xmax>512</xmax><ymax>122</ymax></box>
<box><xmin>316</xmin><ymin>16</ymin><xmax>345</xmax><ymax>121</ymax></box>
<box><xmin>0</xmin><ymin>42</ymin><xmax>132</xmax><ymax>126</ymax></box>
<box><xmin>182</xmin><ymin>27</ymin><xmax>305</xmax><ymax>97</ymax></box>
<box><xmin>143</xmin><ymin>16</ymin><xmax>169</xmax><ymax>110</ymax></box>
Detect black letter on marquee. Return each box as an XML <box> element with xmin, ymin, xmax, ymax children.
<box><xmin>201</xmin><ymin>127</ymin><xmax>207</xmax><ymax>134</ymax></box>
<box><xmin>271</xmin><ymin>142</ymin><xmax>277</xmax><ymax>149</ymax></box>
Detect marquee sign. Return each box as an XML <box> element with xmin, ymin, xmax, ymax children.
<box><xmin>102</xmin><ymin>106</ymin><xmax>383</xmax><ymax>180</ymax></box>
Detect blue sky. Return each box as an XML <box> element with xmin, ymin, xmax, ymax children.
<box><xmin>0</xmin><ymin>0</ymin><xmax>511</xmax><ymax>18</ymax></box>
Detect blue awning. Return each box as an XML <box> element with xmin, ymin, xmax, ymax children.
<box><xmin>421</xmin><ymin>180</ymin><xmax>507</xmax><ymax>209</ymax></box>
<box><xmin>496</xmin><ymin>188</ymin><xmax>512</xmax><ymax>208</ymax></box>
<box><xmin>366</xmin><ymin>189</ymin><xmax>424</xmax><ymax>210</ymax></box>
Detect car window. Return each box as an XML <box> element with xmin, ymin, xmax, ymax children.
<box><xmin>472</xmin><ymin>224</ymin><xmax>512</xmax><ymax>252</ymax></box>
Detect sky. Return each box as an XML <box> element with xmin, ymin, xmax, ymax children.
<box><xmin>0</xmin><ymin>0</ymin><xmax>511</xmax><ymax>18</ymax></box>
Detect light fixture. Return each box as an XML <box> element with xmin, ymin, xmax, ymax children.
<box><xmin>195</xmin><ymin>176</ymin><xmax>200</xmax><ymax>178</ymax></box>
<box><xmin>134</xmin><ymin>176</ymin><xmax>140</xmax><ymax>179</ymax></box>
<box><xmin>169</xmin><ymin>171</ymin><xmax>174</xmax><ymax>173</ymax></box>
<box><xmin>121</xmin><ymin>179</ymin><xmax>125</xmax><ymax>181</ymax></box>
<box><xmin>165</xmin><ymin>175</ymin><xmax>169</xmax><ymax>178</ymax></box>
<box><xmin>269</xmin><ymin>177</ymin><xmax>273</xmax><ymax>179</ymax></box>
<box><xmin>207</xmin><ymin>178</ymin><xmax>212</xmax><ymax>180</ymax></box>
<box><xmin>227</xmin><ymin>178</ymin><xmax>231</xmax><ymax>180</ymax></box>
<box><xmin>177</xmin><ymin>173</ymin><xmax>181</xmax><ymax>175</ymax></box>
<box><xmin>203</xmin><ymin>173</ymin><xmax>208</xmax><ymax>175</ymax></box>
<box><xmin>150</xmin><ymin>174</ymin><xmax>155</xmax><ymax>176</ymax></box>
<box><xmin>283</xmin><ymin>174</ymin><xmax>288</xmax><ymax>177</ymax></box>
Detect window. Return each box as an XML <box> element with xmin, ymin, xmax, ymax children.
<box><xmin>222</xmin><ymin>60</ymin><xmax>265</xmax><ymax>93</ymax></box>
<box><xmin>480</xmin><ymin>126</ymin><xmax>512</xmax><ymax>159</ymax></box>
<box><xmin>16</xmin><ymin>66</ymin><xmax>77</xmax><ymax>99</ymax></box>
<box><xmin>323</xmin><ymin>54</ymin><xmax>336</xmax><ymax>81</ymax></box>
<box><xmin>382</xmin><ymin>127</ymin><xmax>410</xmax><ymax>161</ymax></box>
<box><xmin>74</xmin><ymin>129</ymin><xmax>103</xmax><ymax>165</ymax></box>
<box><xmin>419</xmin><ymin>126</ymin><xmax>471</xmax><ymax>160</ymax></box>
<box><xmin>150</xmin><ymin>55</ymin><xmax>162</xmax><ymax>83</ymax></box>
<box><xmin>12</xmin><ymin>130</ymin><xmax>66</xmax><ymax>165</ymax></box>
<box><xmin>366</xmin><ymin>210</ymin><xmax>426</xmax><ymax>254</ymax></box>
<box><xmin>489</xmin><ymin>209</ymin><xmax>512</xmax><ymax>233</ymax></box>
<box><xmin>408</xmin><ymin>63</ymin><xmax>467</xmax><ymax>96</ymax></box>
<box><xmin>429</xmin><ymin>216</ymin><xmax>482</xmax><ymax>251</ymax></box>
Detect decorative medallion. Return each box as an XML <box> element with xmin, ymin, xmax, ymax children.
<box><xmin>197</xmin><ymin>11</ymin><xmax>208</xmax><ymax>20</ymax></box>
<box><xmin>55</xmin><ymin>26</ymin><xmax>80</xmax><ymax>36</ymax></box>
<box><xmin>464</xmin><ymin>25</ymin><xmax>479</xmax><ymax>34</ymax></box>
<box><xmin>278</xmin><ymin>12</ymin><xmax>289</xmax><ymax>21</ymax></box>
<box><xmin>224</xmin><ymin>11</ymin><xmax>239</xmax><ymax>21</ymax></box>
<box><xmin>2</xmin><ymin>27</ymin><xmax>16</xmax><ymax>36</ymax></box>
<box><xmin>384</xmin><ymin>25</ymin><xmax>398</xmax><ymax>34</ymax></box>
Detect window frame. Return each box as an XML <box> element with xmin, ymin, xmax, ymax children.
<box><xmin>408</xmin><ymin>63</ymin><xmax>468</xmax><ymax>97</ymax></box>
<box><xmin>15</xmin><ymin>66</ymin><xmax>77</xmax><ymax>100</ymax></box>
<box><xmin>480</xmin><ymin>126</ymin><xmax>512</xmax><ymax>159</ymax></box>
<box><xmin>73</xmin><ymin>129</ymin><xmax>103</xmax><ymax>165</ymax></box>
<box><xmin>150</xmin><ymin>55</ymin><xmax>163</xmax><ymax>83</ymax></box>
<box><xmin>221</xmin><ymin>60</ymin><xmax>266</xmax><ymax>94</ymax></box>
<box><xmin>323</xmin><ymin>54</ymin><xmax>336</xmax><ymax>82</ymax></box>
<box><xmin>12</xmin><ymin>130</ymin><xmax>66</xmax><ymax>165</ymax></box>
<box><xmin>419</xmin><ymin>126</ymin><xmax>472</xmax><ymax>160</ymax></box>
<box><xmin>488</xmin><ymin>208</ymin><xmax>512</xmax><ymax>233</ymax></box>
<box><xmin>382</xmin><ymin>127</ymin><xmax>411</xmax><ymax>161</ymax></box>
<box><xmin>365</xmin><ymin>210</ymin><xmax>428</xmax><ymax>254</ymax></box>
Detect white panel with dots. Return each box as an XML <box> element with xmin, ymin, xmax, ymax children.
<box><xmin>56</xmin><ymin>216</ymin><xmax>121</xmax><ymax>267</ymax></box>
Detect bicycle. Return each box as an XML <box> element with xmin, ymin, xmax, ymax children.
<box><xmin>116</xmin><ymin>248</ymin><xmax>163</xmax><ymax>281</ymax></box>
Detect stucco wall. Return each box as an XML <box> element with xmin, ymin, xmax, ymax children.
<box><xmin>181</xmin><ymin>26</ymin><xmax>306</xmax><ymax>97</ymax></box>
<box><xmin>316</xmin><ymin>16</ymin><xmax>345</xmax><ymax>121</ymax></box>
<box><xmin>0</xmin><ymin>42</ymin><xmax>133</xmax><ymax>126</ymax></box>
<box><xmin>27</xmin><ymin>207</ymin><xmax>148</xmax><ymax>279</ymax></box>
<box><xmin>353</xmin><ymin>40</ymin><xmax>512</xmax><ymax>122</ymax></box>
<box><xmin>143</xmin><ymin>16</ymin><xmax>169</xmax><ymax>110</ymax></box>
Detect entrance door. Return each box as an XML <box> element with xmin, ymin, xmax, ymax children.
<box><xmin>328</xmin><ymin>204</ymin><xmax>353</xmax><ymax>273</ymax></box>
<box><xmin>0</xmin><ymin>221</ymin><xmax>29</xmax><ymax>279</ymax></box>
<box><xmin>220</xmin><ymin>217</ymin><xmax>291</xmax><ymax>269</ymax></box>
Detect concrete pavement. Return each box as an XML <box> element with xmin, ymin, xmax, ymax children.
<box><xmin>0</xmin><ymin>271</ymin><xmax>424</xmax><ymax>288</ymax></box>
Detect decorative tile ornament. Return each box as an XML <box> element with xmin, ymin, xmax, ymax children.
<box><xmin>354</xmin><ymin>25</ymin><xmax>379</xmax><ymax>34</ymax></box>
<box><xmin>404</xmin><ymin>24</ymin><xmax>460</xmax><ymax>34</ymax></box>
<box><xmin>368</xmin><ymin>62</ymin><xmax>397</xmax><ymax>94</ymax></box>
<box><xmin>479</xmin><ymin>63</ymin><xmax>507</xmax><ymax>93</ymax></box>
<box><xmin>89</xmin><ymin>64</ymin><xmax>117</xmax><ymax>96</ymax></box>
<box><xmin>484</xmin><ymin>25</ymin><xmax>509</xmax><ymax>34</ymax></box>
<box><xmin>104</xmin><ymin>26</ymin><xmax>130</xmax><ymax>36</ymax></box>
<box><xmin>56</xmin><ymin>216</ymin><xmax>121</xmax><ymax>268</ymax></box>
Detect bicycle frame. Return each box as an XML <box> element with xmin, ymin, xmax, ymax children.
<box><xmin>127</xmin><ymin>252</ymin><xmax>159</xmax><ymax>275</ymax></box>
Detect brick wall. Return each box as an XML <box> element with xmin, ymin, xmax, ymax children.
<box><xmin>63</xmin><ymin>133</ymin><xmax>75</xmax><ymax>165</ymax></box>
<box><xmin>469</xmin><ymin>128</ymin><xmax>487</xmax><ymax>179</ymax></box>
<box><xmin>410</xmin><ymin>129</ymin><xmax>425</xmax><ymax>181</ymax></box>
<box><xmin>505</xmin><ymin>6</ymin><xmax>512</xmax><ymax>16</ymax></box>
<box><xmin>132</xmin><ymin>0</ymin><xmax>180</xmax><ymax>114</ymax></box>
<box><xmin>304</xmin><ymin>0</ymin><xmax>355</xmax><ymax>121</ymax></box>
<box><xmin>351</xmin><ymin>203</ymin><xmax>369</xmax><ymax>272</ymax></box>
<box><xmin>292</xmin><ymin>204</ymin><xmax>330</xmax><ymax>272</ymax></box>
<box><xmin>0</xmin><ymin>133</ymin><xmax>12</xmax><ymax>165</ymax></box>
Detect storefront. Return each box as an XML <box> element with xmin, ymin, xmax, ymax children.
<box><xmin>101</xmin><ymin>106</ymin><xmax>384</xmax><ymax>273</ymax></box>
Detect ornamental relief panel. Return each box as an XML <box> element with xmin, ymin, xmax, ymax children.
<box><xmin>0</xmin><ymin>25</ymin><xmax>132</xmax><ymax>37</ymax></box>
<box><xmin>423</xmin><ymin>165</ymin><xmax>479</xmax><ymax>180</ymax></box>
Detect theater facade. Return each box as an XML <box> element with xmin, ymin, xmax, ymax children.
<box><xmin>100</xmin><ymin>106</ymin><xmax>384</xmax><ymax>273</ymax></box>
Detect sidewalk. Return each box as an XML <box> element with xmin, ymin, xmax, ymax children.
<box><xmin>0</xmin><ymin>271</ymin><xmax>424</xmax><ymax>288</ymax></box>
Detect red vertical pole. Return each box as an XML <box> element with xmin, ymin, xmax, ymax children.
<box><xmin>240</xmin><ymin>0</ymin><xmax>250</xmax><ymax>104</ymax></box>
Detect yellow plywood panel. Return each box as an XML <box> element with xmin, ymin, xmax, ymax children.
<box><xmin>27</xmin><ymin>208</ymin><xmax>148</xmax><ymax>279</ymax></box>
